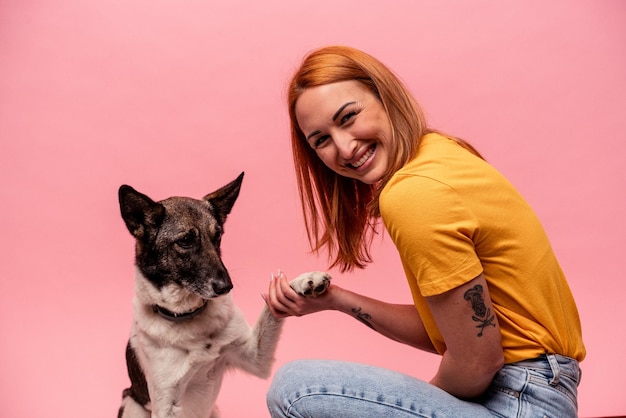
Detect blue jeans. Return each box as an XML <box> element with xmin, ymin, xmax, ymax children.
<box><xmin>266</xmin><ymin>354</ymin><xmax>581</xmax><ymax>418</ymax></box>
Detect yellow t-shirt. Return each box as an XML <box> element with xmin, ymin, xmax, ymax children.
<box><xmin>379</xmin><ymin>133</ymin><xmax>585</xmax><ymax>363</ymax></box>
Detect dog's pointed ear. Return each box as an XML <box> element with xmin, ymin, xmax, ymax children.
<box><xmin>203</xmin><ymin>172</ymin><xmax>244</xmax><ymax>224</ymax></box>
<box><xmin>118</xmin><ymin>185</ymin><xmax>165</xmax><ymax>239</ymax></box>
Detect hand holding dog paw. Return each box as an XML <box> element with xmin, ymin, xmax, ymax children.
<box><xmin>262</xmin><ymin>270</ymin><xmax>332</xmax><ymax>318</ymax></box>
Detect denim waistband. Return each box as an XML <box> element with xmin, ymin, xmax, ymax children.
<box><xmin>508</xmin><ymin>353</ymin><xmax>581</xmax><ymax>386</ymax></box>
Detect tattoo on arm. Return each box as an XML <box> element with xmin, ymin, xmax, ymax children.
<box><xmin>351</xmin><ymin>307</ymin><xmax>375</xmax><ymax>330</ymax></box>
<box><xmin>463</xmin><ymin>285</ymin><xmax>496</xmax><ymax>337</ymax></box>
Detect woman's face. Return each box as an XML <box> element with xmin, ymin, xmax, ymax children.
<box><xmin>295</xmin><ymin>80</ymin><xmax>393</xmax><ymax>184</ymax></box>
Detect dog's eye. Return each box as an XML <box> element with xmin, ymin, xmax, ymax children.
<box><xmin>175</xmin><ymin>231</ymin><xmax>197</xmax><ymax>250</ymax></box>
<box><xmin>213</xmin><ymin>227</ymin><xmax>223</xmax><ymax>244</ymax></box>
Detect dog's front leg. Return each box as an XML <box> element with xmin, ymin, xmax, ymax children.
<box><xmin>234</xmin><ymin>271</ymin><xmax>332</xmax><ymax>378</ymax></box>
<box><xmin>144</xmin><ymin>352</ymin><xmax>193</xmax><ymax>418</ymax></box>
<box><xmin>150</xmin><ymin>392</ymin><xmax>182</xmax><ymax>418</ymax></box>
<box><xmin>148</xmin><ymin>379</ymin><xmax>185</xmax><ymax>418</ymax></box>
<box><xmin>229</xmin><ymin>306</ymin><xmax>284</xmax><ymax>379</ymax></box>
<box><xmin>149</xmin><ymin>357</ymin><xmax>224</xmax><ymax>418</ymax></box>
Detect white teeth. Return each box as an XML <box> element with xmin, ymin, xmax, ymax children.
<box><xmin>351</xmin><ymin>146</ymin><xmax>375</xmax><ymax>168</ymax></box>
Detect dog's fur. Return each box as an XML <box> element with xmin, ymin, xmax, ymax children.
<box><xmin>117</xmin><ymin>172</ymin><xmax>331</xmax><ymax>418</ymax></box>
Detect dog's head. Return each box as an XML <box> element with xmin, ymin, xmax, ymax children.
<box><xmin>118</xmin><ymin>172</ymin><xmax>244</xmax><ymax>299</ymax></box>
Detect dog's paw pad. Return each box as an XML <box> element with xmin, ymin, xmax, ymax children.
<box><xmin>289</xmin><ymin>271</ymin><xmax>331</xmax><ymax>297</ymax></box>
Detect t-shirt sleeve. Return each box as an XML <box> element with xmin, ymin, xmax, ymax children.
<box><xmin>380</xmin><ymin>174</ymin><xmax>483</xmax><ymax>296</ymax></box>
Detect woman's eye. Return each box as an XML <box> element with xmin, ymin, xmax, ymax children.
<box><xmin>340</xmin><ymin>111</ymin><xmax>357</xmax><ymax>125</ymax></box>
<box><xmin>314</xmin><ymin>135</ymin><xmax>330</xmax><ymax>149</ymax></box>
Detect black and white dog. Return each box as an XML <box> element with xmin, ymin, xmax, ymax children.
<box><xmin>117</xmin><ymin>172</ymin><xmax>330</xmax><ymax>418</ymax></box>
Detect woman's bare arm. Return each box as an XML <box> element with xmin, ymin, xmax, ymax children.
<box><xmin>264</xmin><ymin>271</ymin><xmax>436</xmax><ymax>353</ymax></box>
<box><xmin>427</xmin><ymin>273</ymin><xmax>504</xmax><ymax>399</ymax></box>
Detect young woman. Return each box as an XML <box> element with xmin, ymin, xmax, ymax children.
<box><xmin>263</xmin><ymin>46</ymin><xmax>585</xmax><ymax>417</ymax></box>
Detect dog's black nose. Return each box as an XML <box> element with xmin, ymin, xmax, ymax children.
<box><xmin>212</xmin><ymin>280</ymin><xmax>233</xmax><ymax>295</ymax></box>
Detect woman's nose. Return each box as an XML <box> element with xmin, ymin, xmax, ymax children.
<box><xmin>333</xmin><ymin>130</ymin><xmax>357</xmax><ymax>160</ymax></box>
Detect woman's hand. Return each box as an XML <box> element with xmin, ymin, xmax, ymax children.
<box><xmin>262</xmin><ymin>270</ymin><xmax>334</xmax><ymax>318</ymax></box>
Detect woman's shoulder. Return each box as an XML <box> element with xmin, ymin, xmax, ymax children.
<box><xmin>380</xmin><ymin>133</ymin><xmax>514</xmax><ymax>215</ymax></box>
<box><xmin>379</xmin><ymin>163</ymin><xmax>465</xmax><ymax>223</ymax></box>
<box><xmin>387</xmin><ymin>134</ymin><xmax>475</xmax><ymax>184</ymax></box>
<box><xmin>414</xmin><ymin>133</ymin><xmax>482</xmax><ymax>163</ymax></box>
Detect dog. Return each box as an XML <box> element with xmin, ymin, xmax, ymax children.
<box><xmin>117</xmin><ymin>172</ymin><xmax>331</xmax><ymax>418</ymax></box>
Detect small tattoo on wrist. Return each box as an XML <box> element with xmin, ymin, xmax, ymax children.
<box><xmin>352</xmin><ymin>307</ymin><xmax>375</xmax><ymax>330</ymax></box>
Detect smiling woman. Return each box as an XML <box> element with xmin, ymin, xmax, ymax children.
<box><xmin>264</xmin><ymin>45</ymin><xmax>585</xmax><ymax>418</ymax></box>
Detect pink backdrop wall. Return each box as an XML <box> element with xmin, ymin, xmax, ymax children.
<box><xmin>1</xmin><ymin>1</ymin><xmax>624</xmax><ymax>417</ymax></box>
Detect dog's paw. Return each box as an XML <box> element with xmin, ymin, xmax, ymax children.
<box><xmin>289</xmin><ymin>271</ymin><xmax>331</xmax><ymax>297</ymax></box>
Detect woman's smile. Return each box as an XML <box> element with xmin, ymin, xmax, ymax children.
<box><xmin>347</xmin><ymin>144</ymin><xmax>376</xmax><ymax>170</ymax></box>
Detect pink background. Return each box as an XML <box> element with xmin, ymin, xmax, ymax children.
<box><xmin>1</xmin><ymin>1</ymin><xmax>625</xmax><ymax>417</ymax></box>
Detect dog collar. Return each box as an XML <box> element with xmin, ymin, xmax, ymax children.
<box><xmin>152</xmin><ymin>300</ymin><xmax>208</xmax><ymax>322</ymax></box>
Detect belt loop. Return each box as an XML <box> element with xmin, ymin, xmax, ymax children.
<box><xmin>546</xmin><ymin>353</ymin><xmax>560</xmax><ymax>386</ymax></box>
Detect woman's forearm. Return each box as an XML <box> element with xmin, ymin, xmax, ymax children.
<box><xmin>429</xmin><ymin>349</ymin><xmax>502</xmax><ymax>399</ymax></box>
<box><xmin>265</xmin><ymin>273</ymin><xmax>436</xmax><ymax>354</ymax></box>
<box><xmin>328</xmin><ymin>285</ymin><xmax>437</xmax><ymax>354</ymax></box>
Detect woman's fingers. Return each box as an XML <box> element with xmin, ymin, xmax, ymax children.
<box><xmin>265</xmin><ymin>269</ymin><xmax>331</xmax><ymax>318</ymax></box>
<box><xmin>266</xmin><ymin>270</ymin><xmax>296</xmax><ymax>317</ymax></box>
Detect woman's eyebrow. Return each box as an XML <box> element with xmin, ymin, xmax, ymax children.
<box><xmin>332</xmin><ymin>101</ymin><xmax>356</xmax><ymax>121</ymax></box>
<box><xmin>306</xmin><ymin>130</ymin><xmax>321</xmax><ymax>141</ymax></box>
